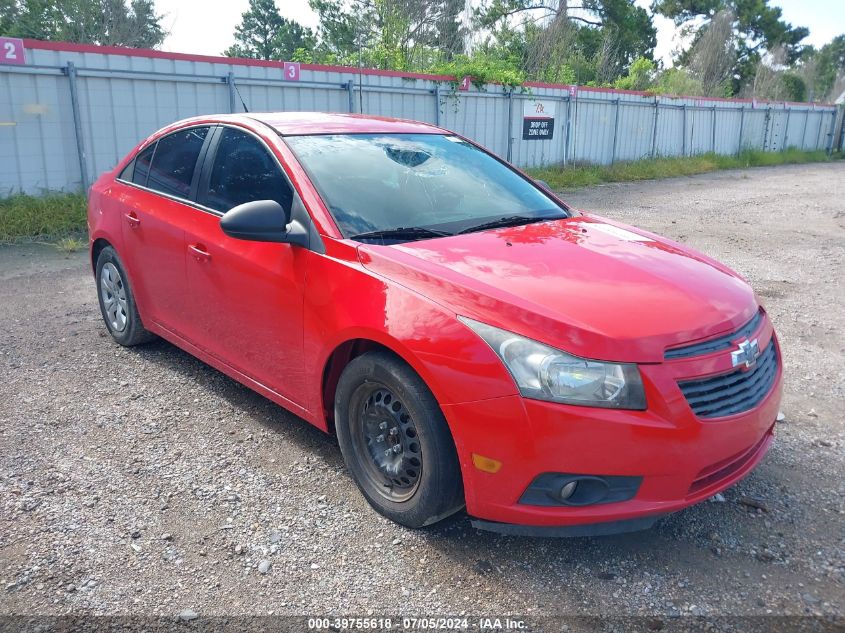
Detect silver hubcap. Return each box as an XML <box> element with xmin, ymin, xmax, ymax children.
<box><xmin>100</xmin><ymin>262</ymin><xmax>128</xmax><ymax>332</ymax></box>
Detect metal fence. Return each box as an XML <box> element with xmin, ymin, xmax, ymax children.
<box><xmin>1</xmin><ymin>39</ymin><xmax>841</xmax><ymax>195</ymax></box>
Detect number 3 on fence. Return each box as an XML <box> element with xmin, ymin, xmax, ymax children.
<box><xmin>0</xmin><ymin>37</ymin><xmax>26</xmax><ymax>66</ymax></box>
<box><xmin>283</xmin><ymin>62</ymin><xmax>300</xmax><ymax>81</ymax></box>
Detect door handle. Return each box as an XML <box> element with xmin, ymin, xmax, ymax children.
<box><xmin>188</xmin><ymin>243</ymin><xmax>211</xmax><ymax>262</ymax></box>
<box><xmin>125</xmin><ymin>211</ymin><xmax>140</xmax><ymax>228</ymax></box>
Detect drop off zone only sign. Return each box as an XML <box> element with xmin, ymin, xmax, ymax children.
<box><xmin>522</xmin><ymin>100</ymin><xmax>556</xmax><ymax>140</ymax></box>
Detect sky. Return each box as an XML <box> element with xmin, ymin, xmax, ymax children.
<box><xmin>155</xmin><ymin>0</ymin><xmax>845</xmax><ymax>66</ymax></box>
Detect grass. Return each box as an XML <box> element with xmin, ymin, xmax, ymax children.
<box><xmin>54</xmin><ymin>236</ymin><xmax>87</xmax><ymax>253</ymax></box>
<box><xmin>0</xmin><ymin>192</ymin><xmax>87</xmax><ymax>243</ymax></box>
<box><xmin>527</xmin><ymin>149</ymin><xmax>841</xmax><ymax>191</ymax></box>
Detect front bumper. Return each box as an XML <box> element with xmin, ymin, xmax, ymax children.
<box><xmin>441</xmin><ymin>348</ymin><xmax>782</xmax><ymax>531</ymax></box>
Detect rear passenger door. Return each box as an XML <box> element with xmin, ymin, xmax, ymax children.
<box><xmin>182</xmin><ymin>126</ymin><xmax>307</xmax><ymax>406</ymax></box>
<box><xmin>117</xmin><ymin>125</ymin><xmax>212</xmax><ymax>336</ymax></box>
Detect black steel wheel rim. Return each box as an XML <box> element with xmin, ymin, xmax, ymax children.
<box><xmin>350</xmin><ymin>384</ymin><xmax>422</xmax><ymax>502</ymax></box>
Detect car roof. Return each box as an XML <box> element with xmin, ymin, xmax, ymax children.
<box><xmin>230</xmin><ymin>112</ymin><xmax>445</xmax><ymax>136</ymax></box>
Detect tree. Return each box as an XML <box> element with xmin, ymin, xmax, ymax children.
<box><xmin>475</xmin><ymin>0</ymin><xmax>656</xmax><ymax>83</ymax></box>
<box><xmin>307</xmin><ymin>0</ymin><xmax>360</xmax><ymax>64</ymax></box>
<box><xmin>745</xmin><ymin>45</ymin><xmax>789</xmax><ymax>99</ymax></box>
<box><xmin>225</xmin><ymin>0</ymin><xmax>316</xmax><ymax>60</ymax></box>
<box><xmin>781</xmin><ymin>71</ymin><xmax>805</xmax><ymax>102</ymax></box>
<box><xmin>305</xmin><ymin>0</ymin><xmax>467</xmax><ymax>70</ymax></box>
<box><xmin>2</xmin><ymin>0</ymin><xmax>165</xmax><ymax>47</ymax></box>
<box><xmin>226</xmin><ymin>0</ymin><xmax>284</xmax><ymax>59</ymax></box>
<box><xmin>430</xmin><ymin>0</ymin><xmax>466</xmax><ymax>62</ymax></box>
<box><xmin>0</xmin><ymin>0</ymin><xmax>19</xmax><ymax>36</ymax></box>
<box><xmin>652</xmin><ymin>0</ymin><xmax>809</xmax><ymax>94</ymax></box>
<box><xmin>275</xmin><ymin>18</ymin><xmax>317</xmax><ymax>59</ymax></box>
<box><xmin>614</xmin><ymin>56</ymin><xmax>656</xmax><ymax>90</ymax></box>
<box><xmin>585</xmin><ymin>0</ymin><xmax>656</xmax><ymax>74</ymax></box>
<box><xmin>686</xmin><ymin>9</ymin><xmax>735</xmax><ymax>96</ymax></box>
<box><xmin>806</xmin><ymin>35</ymin><xmax>845</xmax><ymax>100</ymax></box>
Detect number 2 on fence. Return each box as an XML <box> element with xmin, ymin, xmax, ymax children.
<box><xmin>0</xmin><ymin>38</ymin><xmax>26</xmax><ymax>66</ymax></box>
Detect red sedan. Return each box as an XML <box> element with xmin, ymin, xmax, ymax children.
<box><xmin>87</xmin><ymin>112</ymin><xmax>782</xmax><ymax>535</ymax></box>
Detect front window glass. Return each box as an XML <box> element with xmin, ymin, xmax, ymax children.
<box><xmin>200</xmin><ymin>128</ymin><xmax>293</xmax><ymax>213</ymax></box>
<box><xmin>285</xmin><ymin>133</ymin><xmax>566</xmax><ymax>239</ymax></box>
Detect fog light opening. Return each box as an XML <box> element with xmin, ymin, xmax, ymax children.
<box><xmin>521</xmin><ymin>473</ymin><xmax>642</xmax><ymax>507</ymax></box>
<box><xmin>559</xmin><ymin>481</ymin><xmax>578</xmax><ymax>501</ymax></box>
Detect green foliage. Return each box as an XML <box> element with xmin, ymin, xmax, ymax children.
<box><xmin>433</xmin><ymin>0</ymin><xmax>466</xmax><ymax>62</ymax></box>
<box><xmin>224</xmin><ymin>0</ymin><xmax>316</xmax><ymax>61</ymax></box>
<box><xmin>275</xmin><ymin>18</ymin><xmax>317</xmax><ymax>60</ymax></box>
<box><xmin>614</xmin><ymin>57</ymin><xmax>656</xmax><ymax>91</ymax></box>
<box><xmin>432</xmin><ymin>54</ymin><xmax>526</xmax><ymax>89</ymax></box>
<box><xmin>527</xmin><ymin>149</ymin><xmax>837</xmax><ymax>191</ymax></box>
<box><xmin>307</xmin><ymin>0</ymin><xmax>359</xmax><ymax>64</ymax></box>
<box><xmin>219</xmin><ymin>0</ymin><xmax>832</xmax><ymax>103</ymax></box>
<box><xmin>654</xmin><ymin>67</ymin><xmax>705</xmax><ymax>96</ymax></box>
<box><xmin>475</xmin><ymin>0</ymin><xmax>656</xmax><ymax>85</ymax></box>
<box><xmin>781</xmin><ymin>72</ymin><xmax>806</xmax><ymax>102</ymax></box>
<box><xmin>0</xmin><ymin>192</ymin><xmax>87</xmax><ymax>243</ymax></box>
<box><xmin>803</xmin><ymin>35</ymin><xmax>845</xmax><ymax>100</ymax></box>
<box><xmin>2</xmin><ymin>0</ymin><xmax>165</xmax><ymax>47</ymax></box>
<box><xmin>54</xmin><ymin>236</ymin><xmax>86</xmax><ymax>252</ymax></box>
<box><xmin>0</xmin><ymin>0</ymin><xmax>19</xmax><ymax>35</ymax></box>
<box><xmin>652</xmin><ymin>0</ymin><xmax>810</xmax><ymax>95</ymax></box>
<box><xmin>653</xmin><ymin>0</ymin><xmax>808</xmax><ymax>60</ymax></box>
<box><xmin>584</xmin><ymin>0</ymin><xmax>657</xmax><ymax>75</ymax></box>
<box><xmin>305</xmin><ymin>0</ymin><xmax>466</xmax><ymax>70</ymax></box>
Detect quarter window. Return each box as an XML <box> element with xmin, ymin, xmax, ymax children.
<box><xmin>145</xmin><ymin>127</ymin><xmax>210</xmax><ymax>199</ymax></box>
<box><xmin>131</xmin><ymin>143</ymin><xmax>155</xmax><ymax>187</ymax></box>
<box><xmin>200</xmin><ymin>128</ymin><xmax>293</xmax><ymax>213</ymax></box>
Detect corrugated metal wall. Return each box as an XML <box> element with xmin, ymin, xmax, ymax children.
<box><xmin>0</xmin><ymin>40</ymin><xmax>840</xmax><ymax>195</ymax></box>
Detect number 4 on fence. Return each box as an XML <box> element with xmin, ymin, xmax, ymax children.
<box><xmin>283</xmin><ymin>62</ymin><xmax>300</xmax><ymax>81</ymax></box>
<box><xmin>0</xmin><ymin>37</ymin><xmax>26</xmax><ymax>65</ymax></box>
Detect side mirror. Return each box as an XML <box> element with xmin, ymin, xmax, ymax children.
<box><xmin>535</xmin><ymin>179</ymin><xmax>552</xmax><ymax>191</ymax></box>
<box><xmin>220</xmin><ymin>199</ymin><xmax>308</xmax><ymax>247</ymax></box>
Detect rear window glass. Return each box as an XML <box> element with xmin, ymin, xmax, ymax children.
<box><xmin>146</xmin><ymin>127</ymin><xmax>210</xmax><ymax>199</ymax></box>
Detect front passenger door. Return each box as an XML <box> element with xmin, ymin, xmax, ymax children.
<box><xmin>182</xmin><ymin>126</ymin><xmax>308</xmax><ymax>407</ymax></box>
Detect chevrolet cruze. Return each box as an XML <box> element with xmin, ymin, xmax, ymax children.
<box><xmin>87</xmin><ymin>112</ymin><xmax>782</xmax><ymax>535</ymax></box>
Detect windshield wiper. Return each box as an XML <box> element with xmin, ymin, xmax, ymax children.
<box><xmin>350</xmin><ymin>226</ymin><xmax>453</xmax><ymax>242</ymax></box>
<box><xmin>457</xmin><ymin>215</ymin><xmax>552</xmax><ymax>235</ymax></box>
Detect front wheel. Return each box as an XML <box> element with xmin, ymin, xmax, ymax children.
<box><xmin>334</xmin><ymin>351</ymin><xmax>464</xmax><ymax>528</ymax></box>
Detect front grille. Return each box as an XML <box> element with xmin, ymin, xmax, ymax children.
<box><xmin>678</xmin><ymin>341</ymin><xmax>778</xmax><ymax>418</ymax></box>
<box><xmin>665</xmin><ymin>310</ymin><xmax>763</xmax><ymax>360</ymax></box>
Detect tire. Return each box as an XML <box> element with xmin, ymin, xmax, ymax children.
<box><xmin>334</xmin><ymin>350</ymin><xmax>464</xmax><ymax>528</ymax></box>
<box><xmin>95</xmin><ymin>246</ymin><xmax>155</xmax><ymax>346</ymax></box>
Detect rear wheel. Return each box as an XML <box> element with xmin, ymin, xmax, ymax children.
<box><xmin>335</xmin><ymin>351</ymin><xmax>464</xmax><ymax>528</ymax></box>
<box><xmin>95</xmin><ymin>246</ymin><xmax>155</xmax><ymax>346</ymax></box>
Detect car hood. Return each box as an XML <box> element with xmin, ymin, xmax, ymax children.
<box><xmin>356</xmin><ymin>214</ymin><xmax>759</xmax><ymax>363</ymax></box>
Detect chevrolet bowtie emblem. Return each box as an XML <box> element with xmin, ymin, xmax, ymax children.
<box><xmin>731</xmin><ymin>338</ymin><xmax>760</xmax><ymax>369</ymax></box>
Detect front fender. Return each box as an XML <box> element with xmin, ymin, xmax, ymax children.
<box><xmin>302</xmin><ymin>244</ymin><xmax>518</xmax><ymax>416</ymax></box>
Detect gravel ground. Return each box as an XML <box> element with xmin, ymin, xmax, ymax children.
<box><xmin>1</xmin><ymin>162</ymin><xmax>843</xmax><ymax>624</ymax></box>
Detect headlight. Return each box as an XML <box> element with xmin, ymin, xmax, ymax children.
<box><xmin>459</xmin><ymin>317</ymin><xmax>646</xmax><ymax>410</ymax></box>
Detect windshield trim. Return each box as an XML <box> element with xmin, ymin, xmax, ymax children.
<box><xmin>281</xmin><ymin>132</ymin><xmax>571</xmax><ymax>241</ymax></box>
